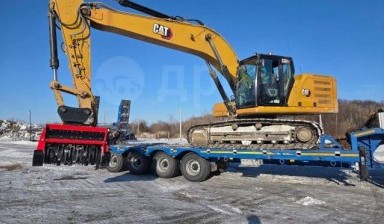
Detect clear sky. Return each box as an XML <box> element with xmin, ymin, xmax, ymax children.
<box><xmin>0</xmin><ymin>0</ymin><xmax>383</xmax><ymax>124</ymax></box>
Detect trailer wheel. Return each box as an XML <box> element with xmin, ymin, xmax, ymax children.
<box><xmin>181</xmin><ymin>152</ymin><xmax>210</xmax><ymax>182</ymax></box>
<box><xmin>152</xmin><ymin>151</ymin><xmax>180</xmax><ymax>178</ymax></box>
<box><xmin>107</xmin><ymin>153</ymin><xmax>127</xmax><ymax>172</ymax></box>
<box><xmin>126</xmin><ymin>151</ymin><xmax>150</xmax><ymax>175</ymax></box>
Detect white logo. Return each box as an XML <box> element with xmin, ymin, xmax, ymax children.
<box><xmin>153</xmin><ymin>23</ymin><xmax>172</xmax><ymax>40</ymax></box>
<box><xmin>301</xmin><ymin>88</ymin><xmax>311</xmax><ymax>97</ymax></box>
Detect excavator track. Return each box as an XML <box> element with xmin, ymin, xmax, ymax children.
<box><xmin>187</xmin><ymin>118</ymin><xmax>323</xmax><ymax>150</ymax></box>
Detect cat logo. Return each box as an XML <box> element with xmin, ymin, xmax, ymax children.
<box><xmin>153</xmin><ymin>23</ymin><xmax>173</xmax><ymax>40</ymax></box>
<box><xmin>301</xmin><ymin>88</ymin><xmax>311</xmax><ymax>97</ymax></box>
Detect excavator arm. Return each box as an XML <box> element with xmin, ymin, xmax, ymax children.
<box><xmin>49</xmin><ymin>0</ymin><xmax>95</xmax><ymax>125</ymax></box>
<box><xmin>49</xmin><ymin>0</ymin><xmax>239</xmax><ymax>125</ymax></box>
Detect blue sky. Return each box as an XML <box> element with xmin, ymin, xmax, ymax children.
<box><xmin>0</xmin><ymin>0</ymin><xmax>383</xmax><ymax>124</ymax></box>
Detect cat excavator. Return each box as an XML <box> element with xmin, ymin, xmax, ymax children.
<box><xmin>33</xmin><ymin>0</ymin><xmax>338</xmax><ymax>166</ymax></box>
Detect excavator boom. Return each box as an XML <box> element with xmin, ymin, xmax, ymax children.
<box><xmin>48</xmin><ymin>0</ymin><xmax>240</xmax><ymax>124</ymax></box>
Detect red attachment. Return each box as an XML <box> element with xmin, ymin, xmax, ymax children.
<box><xmin>36</xmin><ymin>127</ymin><xmax>47</xmax><ymax>152</ymax></box>
<box><xmin>36</xmin><ymin>124</ymin><xmax>109</xmax><ymax>153</ymax></box>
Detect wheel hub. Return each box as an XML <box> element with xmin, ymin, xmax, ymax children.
<box><xmin>131</xmin><ymin>157</ymin><xmax>142</xmax><ymax>169</ymax></box>
<box><xmin>158</xmin><ymin>158</ymin><xmax>169</xmax><ymax>172</ymax></box>
<box><xmin>109</xmin><ymin>154</ymin><xmax>118</xmax><ymax>168</ymax></box>
<box><xmin>186</xmin><ymin>160</ymin><xmax>200</xmax><ymax>176</ymax></box>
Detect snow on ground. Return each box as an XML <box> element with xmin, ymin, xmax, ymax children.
<box><xmin>296</xmin><ymin>196</ymin><xmax>326</xmax><ymax>206</ymax></box>
<box><xmin>135</xmin><ymin>138</ymin><xmax>189</xmax><ymax>145</ymax></box>
<box><xmin>0</xmin><ymin>119</ymin><xmax>42</xmax><ymax>141</ymax></box>
<box><xmin>1</xmin><ymin>141</ymin><xmax>384</xmax><ymax>223</ymax></box>
<box><xmin>0</xmin><ymin>136</ymin><xmax>38</xmax><ymax>146</ymax></box>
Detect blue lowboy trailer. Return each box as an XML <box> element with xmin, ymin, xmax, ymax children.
<box><xmin>108</xmin><ymin>126</ymin><xmax>384</xmax><ymax>182</ymax></box>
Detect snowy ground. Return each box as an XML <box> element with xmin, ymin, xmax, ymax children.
<box><xmin>1</xmin><ymin>141</ymin><xmax>384</xmax><ymax>224</ymax></box>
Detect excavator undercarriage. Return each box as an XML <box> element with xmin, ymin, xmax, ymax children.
<box><xmin>188</xmin><ymin>118</ymin><xmax>322</xmax><ymax>150</ymax></box>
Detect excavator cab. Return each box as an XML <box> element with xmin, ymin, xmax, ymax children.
<box><xmin>236</xmin><ymin>54</ymin><xmax>295</xmax><ymax>109</ymax></box>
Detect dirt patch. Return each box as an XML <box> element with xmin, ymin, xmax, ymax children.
<box><xmin>174</xmin><ymin>191</ymin><xmax>197</xmax><ymax>203</ymax></box>
<box><xmin>0</xmin><ymin>163</ymin><xmax>23</xmax><ymax>171</ymax></box>
<box><xmin>53</xmin><ymin>175</ymin><xmax>88</xmax><ymax>181</ymax></box>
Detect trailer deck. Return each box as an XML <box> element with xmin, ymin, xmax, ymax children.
<box><xmin>111</xmin><ymin>140</ymin><xmax>358</xmax><ymax>164</ymax></box>
<box><xmin>109</xmin><ymin>128</ymin><xmax>384</xmax><ymax>181</ymax></box>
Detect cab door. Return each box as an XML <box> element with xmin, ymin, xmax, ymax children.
<box><xmin>257</xmin><ymin>57</ymin><xmax>294</xmax><ymax>106</ymax></box>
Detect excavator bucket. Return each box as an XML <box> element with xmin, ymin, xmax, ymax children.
<box><xmin>32</xmin><ymin>124</ymin><xmax>110</xmax><ymax>167</ymax></box>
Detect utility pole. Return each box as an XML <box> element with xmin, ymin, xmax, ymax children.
<box><xmin>29</xmin><ymin>110</ymin><xmax>32</xmax><ymax>141</ymax></box>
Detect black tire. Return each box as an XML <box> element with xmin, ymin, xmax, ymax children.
<box><xmin>126</xmin><ymin>150</ymin><xmax>150</xmax><ymax>175</ymax></box>
<box><xmin>152</xmin><ymin>151</ymin><xmax>180</xmax><ymax>178</ymax></box>
<box><xmin>180</xmin><ymin>152</ymin><xmax>211</xmax><ymax>182</ymax></box>
<box><xmin>107</xmin><ymin>153</ymin><xmax>126</xmax><ymax>172</ymax></box>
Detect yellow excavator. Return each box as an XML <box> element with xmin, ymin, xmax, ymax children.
<box><xmin>48</xmin><ymin>0</ymin><xmax>338</xmax><ymax>150</ymax></box>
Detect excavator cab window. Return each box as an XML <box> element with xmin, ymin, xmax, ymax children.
<box><xmin>236</xmin><ymin>55</ymin><xmax>294</xmax><ymax>108</ymax></box>
<box><xmin>236</xmin><ymin>63</ymin><xmax>257</xmax><ymax>108</ymax></box>
<box><xmin>257</xmin><ymin>56</ymin><xmax>294</xmax><ymax>106</ymax></box>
